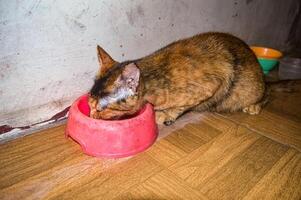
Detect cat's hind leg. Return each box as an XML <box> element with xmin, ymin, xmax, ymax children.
<box><xmin>242</xmin><ymin>103</ymin><xmax>262</xmax><ymax>115</ymax></box>
<box><xmin>242</xmin><ymin>89</ymin><xmax>269</xmax><ymax>115</ymax></box>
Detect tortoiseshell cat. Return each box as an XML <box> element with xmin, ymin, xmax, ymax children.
<box><xmin>89</xmin><ymin>32</ymin><xmax>266</xmax><ymax>125</ymax></box>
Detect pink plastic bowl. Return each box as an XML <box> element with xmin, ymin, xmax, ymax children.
<box><xmin>65</xmin><ymin>94</ymin><xmax>158</xmax><ymax>158</ymax></box>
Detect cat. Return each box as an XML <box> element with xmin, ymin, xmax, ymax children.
<box><xmin>88</xmin><ymin>32</ymin><xmax>266</xmax><ymax>125</ymax></box>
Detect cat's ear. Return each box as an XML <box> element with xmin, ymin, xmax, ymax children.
<box><xmin>96</xmin><ymin>45</ymin><xmax>116</xmax><ymax>76</ymax></box>
<box><xmin>121</xmin><ymin>63</ymin><xmax>140</xmax><ymax>93</ymax></box>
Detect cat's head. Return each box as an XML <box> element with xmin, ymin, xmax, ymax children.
<box><xmin>89</xmin><ymin>45</ymin><xmax>144</xmax><ymax>120</ymax></box>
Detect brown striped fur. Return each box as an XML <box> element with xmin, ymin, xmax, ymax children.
<box><xmin>89</xmin><ymin>32</ymin><xmax>265</xmax><ymax>125</ymax></box>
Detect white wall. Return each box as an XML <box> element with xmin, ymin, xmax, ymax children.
<box><xmin>0</xmin><ymin>0</ymin><xmax>299</xmax><ymax>127</ymax></box>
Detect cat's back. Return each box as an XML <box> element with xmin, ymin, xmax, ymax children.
<box><xmin>139</xmin><ymin>32</ymin><xmax>257</xmax><ymax>72</ymax></box>
<box><xmin>169</xmin><ymin>32</ymin><xmax>257</xmax><ymax>64</ymax></box>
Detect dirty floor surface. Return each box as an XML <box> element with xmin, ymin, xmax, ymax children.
<box><xmin>1</xmin><ymin>82</ymin><xmax>301</xmax><ymax>200</ymax></box>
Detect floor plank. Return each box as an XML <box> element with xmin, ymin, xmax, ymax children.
<box><xmin>1</xmin><ymin>153</ymin><xmax>161</xmax><ymax>200</ymax></box>
<box><xmin>49</xmin><ymin>153</ymin><xmax>162</xmax><ymax>200</ymax></box>
<box><xmin>243</xmin><ymin>148</ymin><xmax>301</xmax><ymax>200</ymax></box>
<box><xmin>219</xmin><ymin>110</ymin><xmax>301</xmax><ymax>151</ymax></box>
<box><xmin>0</xmin><ymin>125</ymin><xmax>83</xmax><ymax>189</ymax></box>
<box><xmin>169</xmin><ymin>125</ymin><xmax>260</xmax><ymax>188</ymax></box>
<box><xmin>199</xmin><ymin>137</ymin><xmax>288</xmax><ymax>200</ymax></box>
<box><xmin>146</xmin><ymin>139</ymin><xmax>188</xmax><ymax>167</ymax></box>
<box><xmin>165</xmin><ymin>129</ymin><xmax>207</xmax><ymax>153</ymax></box>
<box><xmin>115</xmin><ymin>170</ymin><xmax>208</xmax><ymax>200</ymax></box>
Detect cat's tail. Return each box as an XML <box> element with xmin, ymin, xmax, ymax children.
<box><xmin>259</xmin><ymin>79</ymin><xmax>299</xmax><ymax>108</ymax></box>
<box><xmin>265</xmin><ymin>79</ymin><xmax>298</xmax><ymax>93</ymax></box>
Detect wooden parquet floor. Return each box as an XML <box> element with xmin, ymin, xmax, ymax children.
<box><xmin>1</xmin><ymin>82</ymin><xmax>301</xmax><ymax>200</ymax></box>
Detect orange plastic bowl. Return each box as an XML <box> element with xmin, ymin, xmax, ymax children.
<box><xmin>250</xmin><ymin>46</ymin><xmax>282</xmax><ymax>60</ymax></box>
<box><xmin>251</xmin><ymin>46</ymin><xmax>283</xmax><ymax>74</ymax></box>
<box><xmin>65</xmin><ymin>94</ymin><xmax>158</xmax><ymax>158</ymax></box>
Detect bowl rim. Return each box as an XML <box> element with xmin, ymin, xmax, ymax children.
<box><xmin>72</xmin><ymin>94</ymin><xmax>153</xmax><ymax>124</ymax></box>
<box><xmin>250</xmin><ymin>46</ymin><xmax>283</xmax><ymax>59</ymax></box>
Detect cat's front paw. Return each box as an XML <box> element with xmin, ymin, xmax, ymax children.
<box><xmin>155</xmin><ymin>111</ymin><xmax>175</xmax><ymax>126</ymax></box>
<box><xmin>163</xmin><ymin>120</ymin><xmax>175</xmax><ymax>126</ymax></box>
<box><xmin>243</xmin><ymin>104</ymin><xmax>262</xmax><ymax>115</ymax></box>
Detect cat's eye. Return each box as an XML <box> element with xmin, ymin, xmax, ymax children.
<box><xmin>127</xmin><ymin>78</ymin><xmax>134</xmax><ymax>83</ymax></box>
<box><xmin>116</xmin><ymin>98</ymin><xmax>126</xmax><ymax>104</ymax></box>
<box><xmin>100</xmin><ymin>91</ymin><xmax>110</xmax><ymax>98</ymax></box>
<box><xmin>126</xmin><ymin>78</ymin><xmax>135</xmax><ymax>87</ymax></box>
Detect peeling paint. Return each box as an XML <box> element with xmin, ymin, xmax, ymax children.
<box><xmin>64</xmin><ymin>15</ymin><xmax>86</xmax><ymax>32</ymax></box>
<box><xmin>246</xmin><ymin>0</ymin><xmax>254</xmax><ymax>5</ymax></box>
<box><xmin>126</xmin><ymin>5</ymin><xmax>145</xmax><ymax>26</ymax></box>
<box><xmin>232</xmin><ymin>13</ymin><xmax>239</xmax><ymax>18</ymax></box>
<box><xmin>0</xmin><ymin>106</ymin><xmax>70</xmax><ymax>139</ymax></box>
<box><xmin>0</xmin><ymin>125</ymin><xmax>14</xmax><ymax>134</ymax></box>
<box><xmin>76</xmin><ymin>6</ymin><xmax>90</xmax><ymax>19</ymax></box>
<box><xmin>136</xmin><ymin>5</ymin><xmax>145</xmax><ymax>17</ymax></box>
<box><xmin>25</xmin><ymin>0</ymin><xmax>42</xmax><ymax>16</ymax></box>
